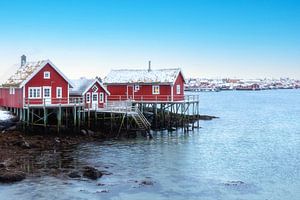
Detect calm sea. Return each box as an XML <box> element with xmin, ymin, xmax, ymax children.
<box><xmin>1</xmin><ymin>90</ymin><xmax>299</xmax><ymax>200</ymax></box>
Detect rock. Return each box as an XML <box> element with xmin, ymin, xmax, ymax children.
<box><xmin>54</xmin><ymin>137</ymin><xmax>60</xmax><ymax>143</ymax></box>
<box><xmin>87</xmin><ymin>130</ymin><xmax>95</xmax><ymax>136</ymax></box>
<box><xmin>80</xmin><ymin>129</ymin><xmax>87</xmax><ymax>135</ymax></box>
<box><xmin>82</xmin><ymin>166</ymin><xmax>102</xmax><ymax>180</ymax></box>
<box><xmin>6</xmin><ymin>125</ymin><xmax>17</xmax><ymax>131</ymax></box>
<box><xmin>0</xmin><ymin>170</ymin><xmax>26</xmax><ymax>183</ymax></box>
<box><xmin>21</xmin><ymin>141</ymin><xmax>31</xmax><ymax>149</ymax></box>
<box><xmin>68</xmin><ymin>171</ymin><xmax>81</xmax><ymax>178</ymax></box>
<box><xmin>199</xmin><ymin>115</ymin><xmax>218</xmax><ymax>120</ymax></box>
<box><xmin>0</xmin><ymin>125</ymin><xmax>5</xmax><ymax>131</ymax></box>
<box><xmin>140</xmin><ymin>180</ymin><xmax>154</xmax><ymax>186</ymax></box>
<box><xmin>0</xmin><ymin>163</ymin><xmax>6</xmax><ymax>169</ymax></box>
<box><xmin>225</xmin><ymin>180</ymin><xmax>245</xmax><ymax>186</ymax></box>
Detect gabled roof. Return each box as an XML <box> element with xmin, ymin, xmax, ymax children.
<box><xmin>104</xmin><ymin>68</ymin><xmax>185</xmax><ymax>85</ymax></box>
<box><xmin>1</xmin><ymin>60</ymin><xmax>74</xmax><ymax>88</ymax></box>
<box><xmin>70</xmin><ymin>78</ymin><xmax>110</xmax><ymax>96</ymax></box>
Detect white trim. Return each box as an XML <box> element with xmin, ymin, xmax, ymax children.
<box><xmin>152</xmin><ymin>85</ymin><xmax>160</xmax><ymax>94</ymax></box>
<box><xmin>99</xmin><ymin>92</ymin><xmax>104</xmax><ymax>103</ymax></box>
<box><xmin>19</xmin><ymin>60</ymin><xmax>75</xmax><ymax>88</ymax></box>
<box><xmin>67</xmin><ymin>84</ymin><xmax>70</xmax><ymax>104</ymax></box>
<box><xmin>9</xmin><ymin>87</ymin><xmax>15</xmax><ymax>95</ymax></box>
<box><xmin>56</xmin><ymin>87</ymin><xmax>62</xmax><ymax>98</ymax></box>
<box><xmin>44</xmin><ymin>71</ymin><xmax>50</xmax><ymax>79</ymax></box>
<box><xmin>28</xmin><ymin>87</ymin><xmax>42</xmax><ymax>99</ymax></box>
<box><xmin>171</xmin><ymin>85</ymin><xmax>174</xmax><ymax>101</ymax></box>
<box><xmin>86</xmin><ymin>93</ymin><xmax>91</xmax><ymax>103</ymax></box>
<box><xmin>82</xmin><ymin>79</ymin><xmax>110</xmax><ymax>95</ymax></box>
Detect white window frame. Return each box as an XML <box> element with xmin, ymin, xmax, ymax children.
<box><xmin>43</xmin><ymin>86</ymin><xmax>51</xmax><ymax>98</ymax></box>
<box><xmin>134</xmin><ymin>85</ymin><xmax>140</xmax><ymax>92</ymax></box>
<box><xmin>99</xmin><ymin>92</ymin><xmax>104</xmax><ymax>103</ymax></box>
<box><xmin>86</xmin><ymin>93</ymin><xmax>91</xmax><ymax>103</ymax></box>
<box><xmin>176</xmin><ymin>85</ymin><xmax>181</xmax><ymax>95</ymax></box>
<box><xmin>92</xmin><ymin>85</ymin><xmax>98</xmax><ymax>92</ymax></box>
<box><xmin>28</xmin><ymin>87</ymin><xmax>42</xmax><ymax>99</ymax></box>
<box><xmin>152</xmin><ymin>85</ymin><xmax>160</xmax><ymax>95</ymax></box>
<box><xmin>56</xmin><ymin>87</ymin><xmax>62</xmax><ymax>98</ymax></box>
<box><xmin>9</xmin><ymin>87</ymin><xmax>15</xmax><ymax>95</ymax></box>
<box><xmin>44</xmin><ymin>71</ymin><xmax>50</xmax><ymax>79</ymax></box>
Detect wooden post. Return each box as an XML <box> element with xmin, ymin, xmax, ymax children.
<box><xmin>43</xmin><ymin>107</ymin><xmax>47</xmax><ymax>128</ymax></box>
<box><xmin>58</xmin><ymin>105</ymin><xmax>62</xmax><ymax>133</ymax></box>
<box><xmin>78</xmin><ymin>107</ymin><xmax>81</xmax><ymax>128</ymax></box>
<box><xmin>74</xmin><ymin>106</ymin><xmax>77</xmax><ymax>127</ymax></box>
<box><xmin>27</xmin><ymin>107</ymin><xmax>30</xmax><ymax>126</ymax></box>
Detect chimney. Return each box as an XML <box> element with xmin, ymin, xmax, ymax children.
<box><xmin>21</xmin><ymin>55</ymin><xmax>26</xmax><ymax>67</ymax></box>
<box><xmin>148</xmin><ymin>60</ymin><xmax>151</xmax><ymax>72</ymax></box>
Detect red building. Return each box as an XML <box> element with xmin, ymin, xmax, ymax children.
<box><xmin>104</xmin><ymin>68</ymin><xmax>185</xmax><ymax>102</ymax></box>
<box><xmin>70</xmin><ymin>78</ymin><xmax>110</xmax><ymax>109</ymax></box>
<box><xmin>0</xmin><ymin>57</ymin><xmax>74</xmax><ymax>108</ymax></box>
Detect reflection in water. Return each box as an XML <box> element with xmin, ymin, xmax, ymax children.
<box><xmin>0</xmin><ymin>90</ymin><xmax>300</xmax><ymax>200</ymax></box>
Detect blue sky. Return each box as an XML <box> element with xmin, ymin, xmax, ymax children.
<box><xmin>0</xmin><ymin>0</ymin><xmax>299</xmax><ymax>80</ymax></box>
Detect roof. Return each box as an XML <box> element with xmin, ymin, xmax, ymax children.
<box><xmin>1</xmin><ymin>60</ymin><xmax>74</xmax><ymax>88</ymax></box>
<box><xmin>104</xmin><ymin>68</ymin><xmax>185</xmax><ymax>85</ymax></box>
<box><xmin>70</xmin><ymin>78</ymin><xmax>110</xmax><ymax>96</ymax></box>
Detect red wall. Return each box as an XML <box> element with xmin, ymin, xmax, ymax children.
<box><xmin>107</xmin><ymin>72</ymin><xmax>185</xmax><ymax>102</ymax></box>
<box><xmin>24</xmin><ymin>63</ymin><xmax>69</xmax><ymax>105</ymax></box>
<box><xmin>173</xmin><ymin>72</ymin><xmax>185</xmax><ymax>101</ymax></box>
<box><xmin>84</xmin><ymin>82</ymin><xmax>108</xmax><ymax>109</ymax></box>
<box><xmin>0</xmin><ymin>88</ymin><xmax>23</xmax><ymax>108</ymax></box>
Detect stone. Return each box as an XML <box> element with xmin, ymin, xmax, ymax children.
<box><xmin>82</xmin><ymin>166</ymin><xmax>102</xmax><ymax>180</ymax></box>
<box><xmin>140</xmin><ymin>180</ymin><xmax>154</xmax><ymax>186</ymax></box>
<box><xmin>68</xmin><ymin>171</ymin><xmax>81</xmax><ymax>178</ymax></box>
<box><xmin>0</xmin><ymin>170</ymin><xmax>26</xmax><ymax>183</ymax></box>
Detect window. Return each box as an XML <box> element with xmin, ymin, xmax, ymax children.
<box><xmin>176</xmin><ymin>85</ymin><xmax>181</xmax><ymax>94</ymax></box>
<box><xmin>92</xmin><ymin>93</ymin><xmax>98</xmax><ymax>101</ymax></box>
<box><xmin>152</xmin><ymin>85</ymin><xmax>160</xmax><ymax>94</ymax></box>
<box><xmin>86</xmin><ymin>93</ymin><xmax>90</xmax><ymax>103</ymax></box>
<box><xmin>99</xmin><ymin>92</ymin><xmax>104</xmax><ymax>103</ymax></box>
<box><xmin>44</xmin><ymin>71</ymin><xmax>50</xmax><ymax>79</ymax></box>
<box><xmin>28</xmin><ymin>87</ymin><xmax>41</xmax><ymax>99</ymax></box>
<box><xmin>43</xmin><ymin>87</ymin><xmax>51</xmax><ymax>98</ymax></box>
<box><xmin>92</xmin><ymin>85</ymin><xmax>98</xmax><ymax>92</ymax></box>
<box><xmin>9</xmin><ymin>87</ymin><xmax>15</xmax><ymax>95</ymax></box>
<box><xmin>56</xmin><ymin>87</ymin><xmax>62</xmax><ymax>98</ymax></box>
<box><xmin>134</xmin><ymin>85</ymin><xmax>140</xmax><ymax>92</ymax></box>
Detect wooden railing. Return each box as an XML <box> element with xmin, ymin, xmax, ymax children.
<box><xmin>107</xmin><ymin>95</ymin><xmax>199</xmax><ymax>102</ymax></box>
<box><xmin>24</xmin><ymin>97</ymin><xmax>84</xmax><ymax>107</ymax></box>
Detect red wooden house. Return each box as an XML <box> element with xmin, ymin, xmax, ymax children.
<box><xmin>0</xmin><ymin>57</ymin><xmax>74</xmax><ymax>108</ymax></box>
<box><xmin>70</xmin><ymin>78</ymin><xmax>110</xmax><ymax>109</ymax></box>
<box><xmin>104</xmin><ymin>68</ymin><xmax>185</xmax><ymax>102</ymax></box>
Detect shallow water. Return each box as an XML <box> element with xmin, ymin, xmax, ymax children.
<box><xmin>1</xmin><ymin>90</ymin><xmax>300</xmax><ymax>200</ymax></box>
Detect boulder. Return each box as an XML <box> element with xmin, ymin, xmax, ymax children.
<box><xmin>140</xmin><ymin>180</ymin><xmax>154</xmax><ymax>186</ymax></box>
<box><xmin>0</xmin><ymin>170</ymin><xmax>26</xmax><ymax>183</ymax></box>
<box><xmin>82</xmin><ymin>166</ymin><xmax>102</xmax><ymax>180</ymax></box>
<box><xmin>6</xmin><ymin>125</ymin><xmax>17</xmax><ymax>131</ymax></box>
<box><xmin>68</xmin><ymin>171</ymin><xmax>81</xmax><ymax>178</ymax></box>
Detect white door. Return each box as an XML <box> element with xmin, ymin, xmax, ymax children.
<box><xmin>92</xmin><ymin>93</ymin><xmax>98</xmax><ymax>109</ymax></box>
<box><xmin>43</xmin><ymin>86</ymin><xmax>52</xmax><ymax>105</ymax></box>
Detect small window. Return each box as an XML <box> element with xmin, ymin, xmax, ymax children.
<box><xmin>9</xmin><ymin>87</ymin><xmax>15</xmax><ymax>95</ymax></box>
<box><xmin>86</xmin><ymin>93</ymin><xmax>90</xmax><ymax>103</ymax></box>
<box><xmin>176</xmin><ymin>85</ymin><xmax>181</xmax><ymax>94</ymax></box>
<box><xmin>44</xmin><ymin>71</ymin><xmax>50</xmax><ymax>79</ymax></box>
<box><xmin>92</xmin><ymin>85</ymin><xmax>98</xmax><ymax>92</ymax></box>
<box><xmin>56</xmin><ymin>87</ymin><xmax>62</xmax><ymax>98</ymax></box>
<box><xmin>134</xmin><ymin>85</ymin><xmax>140</xmax><ymax>92</ymax></box>
<box><xmin>99</xmin><ymin>92</ymin><xmax>104</xmax><ymax>103</ymax></box>
<box><xmin>152</xmin><ymin>85</ymin><xmax>160</xmax><ymax>94</ymax></box>
<box><xmin>92</xmin><ymin>93</ymin><xmax>98</xmax><ymax>101</ymax></box>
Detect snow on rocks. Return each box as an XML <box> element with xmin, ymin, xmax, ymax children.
<box><xmin>0</xmin><ymin>110</ymin><xmax>14</xmax><ymax>121</ymax></box>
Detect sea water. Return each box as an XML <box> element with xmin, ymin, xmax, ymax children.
<box><xmin>0</xmin><ymin>90</ymin><xmax>299</xmax><ymax>200</ymax></box>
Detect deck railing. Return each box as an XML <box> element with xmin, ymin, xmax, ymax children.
<box><xmin>24</xmin><ymin>97</ymin><xmax>84</xmax><ymax>107</ymax></box>
<box><xmin>107</xmin><ymin>94</ymin><xmax>199</xmax><ymax>102</ymax></box>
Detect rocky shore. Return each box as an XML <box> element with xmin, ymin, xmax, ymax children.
<box><xmin>0</xmin><ymin>118</ymin><xmax>108</xmax><ymax>183</ymax></box>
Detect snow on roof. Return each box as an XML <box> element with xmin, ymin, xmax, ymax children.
<box><xmin>70</xmin><ymin>78</ymin><xmax>95</xmax><ymax>95</ymax></box>
<box><xmin>0</xmin><ymin>110</ymin><xmax>14</xmax><ymax>121</ymax></box>
<box><xmin>104</xmin><ymin>68</ymin><xmax>183</xmax><ymax>84</ymax></box>
<box><xmin>1</xmin><ymin>60</ymin><xmax>46</xmax><ymax>87</ymax></box>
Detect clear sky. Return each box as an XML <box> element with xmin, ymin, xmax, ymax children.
<box><xmin>0</xmin><ymin>0</ymin><xmax>299</xmax><ymax>81</ymax></box>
